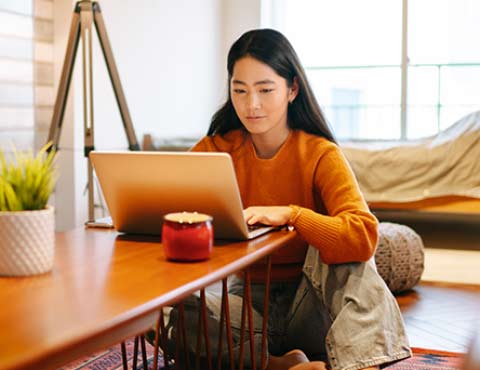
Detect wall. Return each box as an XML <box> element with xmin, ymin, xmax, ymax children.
<box><xmin>220</xmin><ymin>0</ymin><xmax>262</xmax><ymax>87</ymax></box>
<box><xmin>51</xmin><ymin>0</ymin><xmax>262</xmax><ymax>230</ymax></box>
<box><xmin>89</xmin><ymin>0</ymin><xmax>223</xmax><ymax>145</ymax></box>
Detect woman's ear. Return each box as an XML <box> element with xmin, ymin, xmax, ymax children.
<box><xmin>289</xmin><ymin>76</ymin><xmax>299</xmax><ymax>103</ymax></box>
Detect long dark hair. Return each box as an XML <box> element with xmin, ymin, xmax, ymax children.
<box><xmin>207</xmin><ymin>28</ymin><xmax>336</xmax><ymax>143</ymax></box>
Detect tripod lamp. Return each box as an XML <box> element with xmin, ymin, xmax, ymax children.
<box><xmin>47</xmin><ymin>0</ymin><xmax>140</xmax><ymax>223</ymax></box>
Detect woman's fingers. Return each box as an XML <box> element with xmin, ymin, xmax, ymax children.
<box><xmin>243</xmin><ymin>207</ymin><xmax>263</xmax><ymax>225</ymax></box>
<box><xmin>247</xmin><ymin>215</ymin><xmax>262</xmax><ymax>225</ymax></box>
<box><xmin>243</xmin><ymin>206</ymin><xmax>292</xmax><ymax>226</ymax></box>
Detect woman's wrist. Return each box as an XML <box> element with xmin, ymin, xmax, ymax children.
<box><xmin>288</xmin><ymin>205</ymin><xmax>302</xmax><ymax>226</ymax></box>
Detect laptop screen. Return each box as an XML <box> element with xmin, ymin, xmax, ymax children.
<box><xmin>90</xmin><ymin>151</ymin><xmax>252</xmax><ymax>239</ymax></box>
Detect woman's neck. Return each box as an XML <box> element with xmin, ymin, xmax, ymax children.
<box><xmin>250</xmin><ymin>127</ymin><xmax>291</xmax><ymax>159</ymax></box>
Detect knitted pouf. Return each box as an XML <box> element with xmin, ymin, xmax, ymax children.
<box><xmin>375</xmin><ymin>222</ymin><xmax>425</xmax><ymax>293</ymax></box>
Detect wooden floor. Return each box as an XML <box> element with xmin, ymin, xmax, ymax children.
<box><xmin>396</xmin><ymin>281</ymin><xmax>480</xmax><ymax>353</ymax></box>
<box><xmin>391</xmin><ymin>219</ymin><xmax>480</xmax><ymax>354</ymax></box>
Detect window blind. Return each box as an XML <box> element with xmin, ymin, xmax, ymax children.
<box><xmin>0</xmin><ymin>0</ymin><xmax>53</xmax><ymax>152</ymax></box>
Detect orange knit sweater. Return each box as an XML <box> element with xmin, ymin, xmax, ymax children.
<box><xmin>192</xmin><ymin>129</ymin><xmax>378</xmax><ymax>282</ymax></box>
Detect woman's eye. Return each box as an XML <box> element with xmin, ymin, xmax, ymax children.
<box><xmin>233</xmin><ymin>89</ymin><xmax>246</xmax><ymax>94</ymax></box>
<box><xmin>260</xmin><ymin>88</ymin><xmax>274</xmax><ymax>93</ymax></box>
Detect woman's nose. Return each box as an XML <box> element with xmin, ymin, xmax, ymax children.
<box><xmin>247</xmin><ymin>93</ymin><xmax>261</xmax><ymax>110</ymax></box>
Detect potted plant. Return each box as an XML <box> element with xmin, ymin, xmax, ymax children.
<box><xmin>0</xmin><ymin>143</ymin><xmax>57</xmax><ymax>276</ymax></box>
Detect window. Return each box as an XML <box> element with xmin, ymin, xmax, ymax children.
<box><xmin>0</xmin><ymin>0</ymin><xmax>54</xmax><ymax>152</ymax></box>
<box><xmin>262</xmin><ymin>0</ymin><xmax>480</xmax><ymax>140</ymax></box>
<box><xmin>330</xmin><ymin>88</ymin><xmax>361</xmax><ymax>138</ymax></box>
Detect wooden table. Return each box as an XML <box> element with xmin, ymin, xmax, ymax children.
<box><xmin>0</xmin><ymin>227</ymin><xmax>296</xmax><ymax>370</ymax></box>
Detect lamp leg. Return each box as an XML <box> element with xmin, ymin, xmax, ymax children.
<box><xmin>47</xmin><ymin>8</ymin><xmax>81</xmax><ymax>150</ymax></box>
<box><xmin>47</xmin><ymin>0</ymin><xmax>140</xmax><ymax>224</ymax></box>
<box><xmin>79</xmin><ymin>1</ymin><xmax>96</xmax><ymax>222</ymax></box>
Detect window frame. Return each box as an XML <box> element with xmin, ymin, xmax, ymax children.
<box><xmin>262</xmin><ymin>0</ymin><xmax>480</xmax><ymax>141</ymax></box>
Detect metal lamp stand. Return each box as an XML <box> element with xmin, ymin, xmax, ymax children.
<box><xmin>47</xmin><ymin>0</ymin><xmax>140</xmax><ymax>223</ymax></box>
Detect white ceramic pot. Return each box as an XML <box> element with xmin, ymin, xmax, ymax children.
<box><xmin>0</xmin><ymin>206</ymin><xmax>55</xmax><ymax>276</ymax></box>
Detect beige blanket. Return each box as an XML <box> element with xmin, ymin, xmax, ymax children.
<box><xmin>341</xmin><ymin>111</ymin><xmax>480</xmax><ymax>202</ymax></box>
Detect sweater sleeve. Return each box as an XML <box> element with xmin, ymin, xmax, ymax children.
<box><xmin>290</xmin><ymin>144</ymin><xmax>378</xmax><ymax>264</ymax></box>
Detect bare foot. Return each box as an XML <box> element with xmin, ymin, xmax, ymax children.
<box><xmin>267</xmin><ymin>349</ymin><xmax>310</xmax><ymax>370</ymax></box>
<box><xmin>289</xmin><ymin>361</ymin><xmax>328</xmax><ymax>370</ymax></box>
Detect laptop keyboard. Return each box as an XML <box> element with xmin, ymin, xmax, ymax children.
<box><xmin>247</xmin><ymin>223</ymin><xmax>266</xmax><ymax>231</ymax></box>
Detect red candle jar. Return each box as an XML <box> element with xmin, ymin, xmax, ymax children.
<box><xmin>162</xmin><ymin>212</ymin><xmax>213</xmax><ymax>261</ymax></box>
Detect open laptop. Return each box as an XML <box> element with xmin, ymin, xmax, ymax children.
<box><xmin>89</xmin><ymin>151</ymin><xmax>275</xmax><ymax>240</ymax></box>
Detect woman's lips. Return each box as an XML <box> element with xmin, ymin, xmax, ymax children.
<box><xmin>246</xmin><ymin>116</ymin><xmax>266</xmax><ymax>120</ymax></box>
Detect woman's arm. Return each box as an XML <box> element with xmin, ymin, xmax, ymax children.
<box><xmin>291</xmin><ymin>145</ymin><xmax>378</xmax><ymax>264</ymax></box>
<box><xmin>242</xmin><ymin>145</ymin><xmax>378</xmax><ymax>265</ymax></box>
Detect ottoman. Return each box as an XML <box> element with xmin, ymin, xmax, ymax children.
<box><xmin>375</xmin><ymin>222</ymin><xmax>425</xmax><ymax>293</ymax></box>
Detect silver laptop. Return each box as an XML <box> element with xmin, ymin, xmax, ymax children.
<box><xmin>89</xmin><ymin>151</ymin><xmax>275</xmax><ymax>240</ymax></box>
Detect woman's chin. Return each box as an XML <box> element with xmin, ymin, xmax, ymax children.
<box><xmin>242</xmin><ymin>124</ymin><xmax>269</xmax><ymax>135</ymax></box>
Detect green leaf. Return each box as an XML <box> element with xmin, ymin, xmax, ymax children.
<box><xmin>0</xmin><ymin>142</ymin><xmax>57</xmax><ymax>211</ymax></box>
<box><xmin>3</xmin><ymin>180</ymin><xmax>22</xmax><ymax>211</ymax></box>
<box><xmin>0</xmin><ymin>178</ymin><xmax>7</xmax><ymax>211</ymax></box>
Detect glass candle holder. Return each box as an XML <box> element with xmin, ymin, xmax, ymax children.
<box><xmin>162</xmin><ymin>212</ymin><xmax>213</xmax><ymax>261</ymax></box>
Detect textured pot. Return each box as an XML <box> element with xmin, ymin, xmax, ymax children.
<box><xmin>0</xmin><ymin>206</ymin><xmax>55</xmax><ymax>276</ymax></box>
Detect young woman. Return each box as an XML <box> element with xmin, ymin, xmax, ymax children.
<box><xmin>171</xmin><ymin>29</ymin><xmax>411</xmax><ymax>370</ymax></box>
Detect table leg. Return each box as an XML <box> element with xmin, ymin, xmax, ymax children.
<box><xmin>140</xmin><ymin>335</ymin><xmax>148</xmax><ymax>370</ymax></box>
<box><xmin>132</xmin><ymin>335</ymin><xmax>139</xmax><ymax>369</ymax></box>
<box><xmin>261</xmin><ymin>256</ymin><xmax>272</xmax><ymax>370</ymax></box>
<box><xmin>238</xmin><ymin>276</ymin><xmax>247</xmax><ymax>370</ymax></box>
<box><xmin>160</xmin><ymin>310</ymin><xmax>171</xmax><ymax>369</ymax></box>
<box><xmin>223</xmin><ymin>278</ymin><xmax>235</xmax><ymax>370</ymax></box>
<box><xmin>121</xmin><ymin>341</ymin><xmax>128</xmax><ymax>370</ymax></box>
<box><xmin>216</xmin><ymin>282</ymin><xmax>226</xmax><ymax>369</ymax></box>
<box><xmin>201</xmin><ymin>289</ymin><xmax>213</xmax><ymax>370</ymax></box>
<box><xmin>245</xmin><ymin>269</ymin><xmax>257</xmax><ymax>370</ymax></box>
<box><xmin>178</xmin><ymin>302</ymin><xmax>191</xmax><ymax>369</ymax></box>
<box><xmin>153</xmin><ymin>310</ymin><xmax>169</xmax><ymax>370</ymax></box>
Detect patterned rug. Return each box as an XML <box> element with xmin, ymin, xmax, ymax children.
<box><xmin>57</xmin><ymin>338</ymin><xmax>162</xmax><ymax>370</ymax></box>
<box><xmin>387</xmin><ymin>348</ymin><xmax>464</xmax><ymax>370</ymax></box>
<box><xmin>59</xmin><ymin>341</ymin><xmax>464</xmax><ymax>370</ymax></box>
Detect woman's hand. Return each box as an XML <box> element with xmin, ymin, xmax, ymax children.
<box><xmin>243</xmin><ymin>206</ymin><xmax>292</xmax><ymax>226</ymax></box>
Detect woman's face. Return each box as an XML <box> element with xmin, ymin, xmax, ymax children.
<box><xmin>230</xmin><ymin>56</ymin><xmax>297</xmax><ymax>138</ymax></box>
